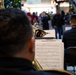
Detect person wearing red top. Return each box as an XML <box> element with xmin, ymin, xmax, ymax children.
<box><xmin>27</xmin><ymin>12</ymin><xmax>34</xmax><ymax>25</ymax></box>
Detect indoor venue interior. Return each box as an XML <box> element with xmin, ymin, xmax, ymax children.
<box><xmin>0</xmin><ymin>0</ymin><xmax>76</xmax><ymax>75</ymax></box>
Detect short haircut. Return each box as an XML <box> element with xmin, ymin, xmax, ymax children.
<box><xmin>71</xmin><ymin>14</ymin><xmax>76</xmax><ymax>21</ymax></box>
<box><xmin>0</xmin><ymin>8</ymin><xmax>33</xmax><ymax>56</ymax></box>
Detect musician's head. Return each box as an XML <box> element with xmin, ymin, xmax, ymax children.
<box><xmin>0</xmin><ymin>8</ymin><xmax>35</xmax><ymax>61</ymax></box>
<box><xmin>70</xmin><ymin>14</ymin><xmax>76</xmax><ymax>27</ymax></box>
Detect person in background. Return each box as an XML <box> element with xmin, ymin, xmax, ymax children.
<box><xmin>61</xmin><ymin>10</ymin><xmax>65</xmax><ymax>35</ymax></box>
<box><xmin>32</xmin><ymin>12</ymin><xmax>39</xmax><ymax>25</ymax></box>
<box><xmin>63</xmin><ymin>14</ymin><xmax>76</xmax><ymax>49</ymax></box>
<box><xmin>27</xmin><ymin>12</ymin><xmax>33</xmax><ymax>25</ymax></box>
<box><xmin>64</xmin><ymin>10</ymin><xmax>73</xmax><ymax>25</ymax></box>
<box><xmin>61</xmin><ymin>10</ymin><xmax>65</xmax><ymax>26</ymax></box>
<box><xmin>41</xmin><ymin>11</ymin><xmax>50</xmax><ymax>30</ymax></box>
<box><xmin>38</xmin><ymin>13</ymin><xmax>42</xmax><ymax>26</ymax></box>
<box><xmin>52</xmin><ymin>10</ymin><xmax>62</xmax><ymax>39</ymax></box>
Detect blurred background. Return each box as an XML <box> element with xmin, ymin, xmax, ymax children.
<box><xmin>0</xmin><ymin>0</ymin><xmax>75</xmax><ymax>15</ymax></box>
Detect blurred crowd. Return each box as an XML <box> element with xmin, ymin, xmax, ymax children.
<box><xmin>27</xmin><ymin>9</ymin><xmax>73</xmax><ymax>27</ymax></box>
<box><xmin>26</xmin><ymin>9</ymin><xmax>74</xmax><ymax>39</ymax></box>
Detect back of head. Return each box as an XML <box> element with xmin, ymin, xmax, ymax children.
<box><xmin>61</xmin><ymin>10</ymin><xmax>65</xmax><ymax>15</ymax></box>
<box><xmin>71</xmin><ymin>14</ymin><xmax>76</xmax><ymax>26</ymax></box>
<box><xmin>32</xmin><ymin>12</ymin><xmax>36</xmax><ymax>16</ymax></box>
<box><xmin>56</xmin><ymin>10</ymin><xmax>60</xmax><ymax>14</ymax></box>
<box><xmin>0</xmin><ymin>8</ymin><xmax>33</xmax><ymax>56</ymax></box>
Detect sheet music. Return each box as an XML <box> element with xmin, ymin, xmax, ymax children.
<box><xmin>44</xmin><ymin>30</ymin><xmax>55</xmax><ymax>38</ymax></box>
<box><xmin>35</xmin><ymin>39</ymin><xmax>64</xmax><ymax>70</ymax></box>
<box><xmin>43</xmin><ymin>34</ymin><xmax>53</xmax><ymax>38</ymax></box>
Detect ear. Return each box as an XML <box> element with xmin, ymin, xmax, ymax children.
<box><xmin>70</xmin><ymin>21</ymin><xmax>71</xmax><ymax>25</ymax></box>
<box><xmin>28</xmin><ymin>37</ymin><xmax>35</xmax><ymax>53</ymax></box>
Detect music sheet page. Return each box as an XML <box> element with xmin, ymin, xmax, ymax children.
<box><xmin>44</xmin><ymin>30</ymin><xmax>55</xmax><ymax>38</ymax></box>
<box><xmin>35</xmin><ymin>39</ymin><xmax>64</xmax><ymax>70</ymax></box>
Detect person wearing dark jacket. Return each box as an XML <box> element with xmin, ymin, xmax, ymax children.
<box><xmin>63</xmin><ymin>14</ymin><xmax>76</xmax><ymax>49</ymax></box>
<box><xmin>0</xmin><ymin>8</ymin><xmax>73</xmax><ymax>75</ymax></box>
<box><xmin>42</xmin><ymin>12</ymin><xmax>50</xmax><ymax>30</ymax></box>
<box><xmin>52</xmin><ymin>10</ymin><xmax>62</xmax><ymax>39</ymax></box>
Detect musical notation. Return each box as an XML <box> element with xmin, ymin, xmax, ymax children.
<box><xmin>35</xmin><ymin>39</ymin><xmax>64</xmax><ymax>70</ymax></box>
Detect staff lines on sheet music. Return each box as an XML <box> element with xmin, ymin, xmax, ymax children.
<box><xmin>36</xmin><ymin>57</ymin><xmax>61</xmax><ymax>63</ymax></box>
<box><xmin>38</xmin><ymin>62</ymin><xmax>61</xmax><ymax>69</ymax></box>
<box><xmin>36</xmin><ymin>56</ymin><xmax>61</xmax><ymax>63</ymax></box>
<box><xmin>35</xmin><ymin>55</ymin><xmax>59</xmax><ymax>59</ymax></box>
<box><xmin>38</xmin><ymin>60</ymin><xmax>61</xmax><ymax>65</ymax></box>
<box><xmin>36</xmin><ymin>39</ymin><xmax>62</xmax><ymax>42</ymax></box>
<box><xmin>35</xmin><ymin>39</ymin><xmax>64</xmax><ymax>69</ymax></box>
<box><xmin>35</xmin><ymin>53</ymin><xmax>60</xmax><ymax>57</ymax></box>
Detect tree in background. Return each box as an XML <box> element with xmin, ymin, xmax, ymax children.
<box><xmin>4</xmin><ymin>0</ymin><xmax>21</xmax><ymax>9</ymax></box>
